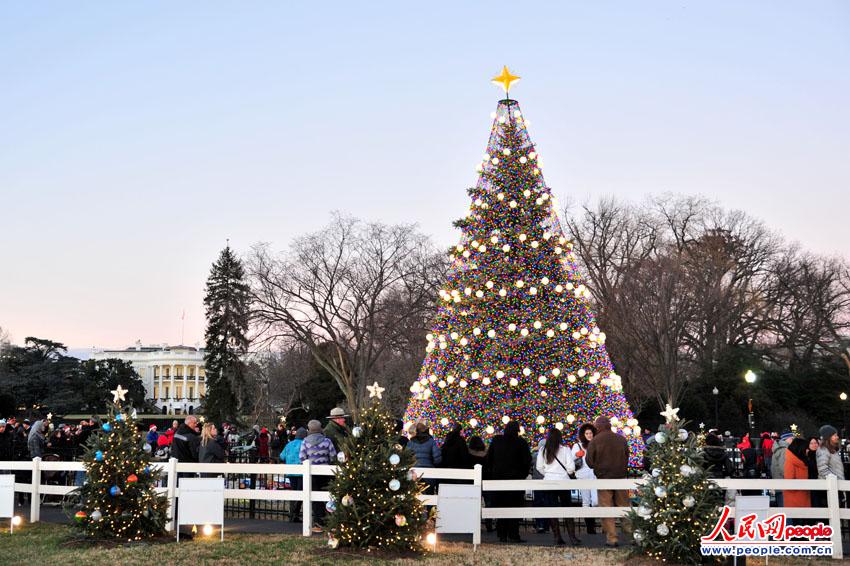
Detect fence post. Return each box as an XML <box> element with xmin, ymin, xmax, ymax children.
<box><xmin>472</xmin><ymin>464</ymin><xmax>482</xmax><ymax>548</ymax></box>
<box><xmin>166</xmin><ymin>457</ymin><xmax>178</xmax><ymax>532</ymax></box>
<box><xmin>826</xmin><ymin>475</ymin><xmax>843</xmax><ymax>559</ymax></box>
<box><xmin>302</xmin><ymin>461</ymin><xmax>312</xmax><ymax>537</ymax></box>
<box><xmin>30</xmin><ymin>457</ymin><xmax>41</xmax><ymax>523</ymax></box>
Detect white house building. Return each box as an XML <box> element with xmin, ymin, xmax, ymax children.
<box><xmin>91</xmin><ymin>341</ymin><xmax>206</xmax><ymax>415</ymax></box>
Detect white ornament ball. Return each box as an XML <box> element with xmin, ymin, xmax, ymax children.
<box><xmin>680</xmin><ymin>464</ymin><xmax>694</xmax><ymax>477</ymax></box>
<box><xmin>388</xmin><ymin>479</ymin><xmax>401</xmax><ymax>491</ymax></box>
<box><xmin>657</xmin><ymin>523</ymin><xmax>670</xmax><ymax>536</ymax></box>
<box><xmin>637</xmin><ymin>505</ymin><xmax>652</xmax><ymax>518</ymax></box>
<box><xmin>651</xmin><ymin>468</ymin><xmax>661</xmax><ymax>478</ymax></box>
<box><xmin>352</xmin><ymin>426</ymin><xmax>363</xmax><ymax>438</ymax></box>
<box><xmin>341</xmin><ymin>495</ymin><xmax>354</xmax><ymax>507</ymax></box>
<box><xmin>678</xmin><ymin>429</ymin><xmax>689</xmax><ymax>441</ymax></box>
<box><xmin>683</xmin><ymin>496</ymin><xmax>696</xmax><ymax>508</ymax></box>
<box><xmin>633</xmin><ymin>530</ymin><xmax>644</xmax><ymax>542</ymax></box>
<box><xmin>654</xmin><ymin>486</ymin><xmax>667</xmax><ymax>498</ymax></box>
<box><xmin>143</xmin><ymin>443</ymin><xmax>152</xmax><ymax>453</ymax></box>
<box><xmin>91</xmin><ymin>509</ymin><xmax>103</xmax><ymax>522</ymax></box>
<box><xmin>389</xmin><ymin>454</ymin><xmax>400</xmax><ymax>466</ymax></box>
<box><xmin>654</xmin><ymin>432</ymin><xmax>667</xmax><ymax>444</ymax></box>
<box><xmin>328</xmin><ymin>535</ymin><xmax>339</xmax><ymax>549</ymax></box>
<box><xmin>337</xmin><ymin>452</ymin><xmax>347</xmax><ymax>463</ymax></box>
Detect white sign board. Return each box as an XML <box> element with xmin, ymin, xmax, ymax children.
<box><xmin>177</xmin><ymin>478</ymin><xmax>224</xmax><ymax>541</ymax></box>
<box><xmin>436</xmin><ymin>483</ymin><xmax>481</xmax><ymax>544</ymax></box>
<box><xmin>735</xmin><ymin>495</ymin><xmax>770</xmax><ymax>541</ymax></box>
<box><xmin>0</xmin><ymin>475</ymin><xmax>13</xmax><ymax>519</ymax></box>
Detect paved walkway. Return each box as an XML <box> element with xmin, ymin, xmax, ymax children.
<box><xmin>22</xmin><ymin>504</ymin><xmax>621</xmax><ymax>547</ymax></box>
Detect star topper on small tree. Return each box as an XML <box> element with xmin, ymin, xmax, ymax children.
<box><xmin>111</xmin><ymin>384</ymin><xmax>128</xmax><ymax>405</ymax></box>
<box><xmin>660</xmin><ymin>404</ymin><xmax>680</xmax><ymax>423</ymax></box>
<box><xmin>367</xmin><ymin>381</ymin><xmax>385</xmax><ymax>400</ymax></box>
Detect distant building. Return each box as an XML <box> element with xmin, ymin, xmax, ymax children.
<box><xmin>91</xmin><ymin>341</ymin><xmax>206</xmax><ymax>415</ymax></box>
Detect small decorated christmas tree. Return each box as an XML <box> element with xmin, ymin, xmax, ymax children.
<box><xmin>629</xmin><ymin>405</ymin><xmax>723</xmax><ymax>564</ymax></box>
<box><xmin>70</xmin><ymin>385</ymin><xmax>168</xmax><ymax>540</ymax></box>
<box><xmin>326</xmin><ymin>382</ymin><xmax>430</xmax><ymax>552</ymax></box>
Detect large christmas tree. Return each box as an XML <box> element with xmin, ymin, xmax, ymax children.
<box><xmin>405</xmin><ymin>68</ymin><xmax>642</xmax><ymax>463</ymax></box>
<box><xmin>70</xmin><ymin>385</ymin><xmax>168</xmax><ymax>540</ymax></box>
<box><xmin>326</xmin><ymin>383</ymin><xmax>430</xmax><ymax>552</ymax></box>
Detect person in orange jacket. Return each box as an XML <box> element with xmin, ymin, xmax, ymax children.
<box><xmin>783</xmin><ymin>437</ymin><xmax>811</xmax><ymax>510</ymax></box>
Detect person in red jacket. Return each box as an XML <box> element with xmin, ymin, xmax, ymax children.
<box><xmin>761</xmin><ymin>432</ymin><xmax>774</xmax><ymax>477</ymax></box>
<box><xmin>258</xmin><ymin>427</ymin><xmax>271</xmax><ymax>463</ymax></box>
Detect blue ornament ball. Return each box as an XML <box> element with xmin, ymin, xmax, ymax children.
<box><xmin>143</xmin><ymin>466</ymin><xmax>151</xmax><ymax>475</ymax></box>
<box><xmin>102</xmin><ymin>422</ymin><xmax>112</xmax><ymax>432</ymax></box>
<box><xmin>109</xmin><ymin>485</ymin><xmax>121</xmax><ymax>497</ymax></box>
<box><xmin>325</xmin><ymin>500</ymin><xmax>336</xmax><ymax>513</ymax></box>
<box><xmin>95</xmin><ymin>450</ymin><xmax>104</xmax><ymax>462</ymax></box>
<box><xmin>115</xmin><ymin>414</ymin><xmax>124</xmax><ymax>422</ymax></box>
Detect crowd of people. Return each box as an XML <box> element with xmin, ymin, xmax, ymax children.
<box><xmin>1</xmin><ymin>410</ymin><xmax>848</xmax><ymax>542</ymax></box>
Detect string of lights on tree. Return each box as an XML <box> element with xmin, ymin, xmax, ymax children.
<box><xmin>405</xmin><ymin>67</ymin><xmax>643</xmax><ymax>464</ymax></box>
<box><xmin>628</xmin><ymin>405</ymin><xmax>723</xmax><ymax>564</ymax></box>
<box><xmin>67</xmin><ymin>385</ymin><xmax>168</xmax><ymax>541</ymax></box>
<box><xmin>326</xmin><ymin>383</ymin><xmax>432</xmax><ymax>552</ymax></box>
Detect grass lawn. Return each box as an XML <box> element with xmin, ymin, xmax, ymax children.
<box><xmin>0</xmin><ymin>523</ymin><xmax>838</xmax><ymax>565</ymax></box>
<box><xmin>0</xmin><ymin>522</ymin><xmax>630</xmax><ymax>566</ymax></box>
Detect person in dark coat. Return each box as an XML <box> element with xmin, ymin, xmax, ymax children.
<box><xmin>199</xmin><ymin>422</ymin><xmax>226</xmax><ymax>464</ymax></box>
<box><xmin>441</xmin><ymin>424</ymin><xmax>471</xmax><ymax>472</ymax></box>
<box><xmin>323</xmin><ymin>407</ymin><xmax>349</xmax><ymax>451</ymax></box>
<box><xmin>807</xmin><ymin>436</ymin><xmax>826</xmax><ymax>507</ymax></box>
<box><xmin>395</xmin><ymin>419</ymin><xmax>409</xmax><ymax>449</ymax></box>
<box><xmin>468</xmin><ymin>435</ymin><xmax>492</xmax><ymax>532</ymax></box>
<box><xmin>485</xmin><ymin>420</ymin><xmax>531</xmax><ymax>543</ymax></box>
<box><xmin>408</xmin><ymin>421</ymin><xmax>441</xmax><ymax>493</ymax></box>
<box><xmin>586</xmin><ymin>416</ymin><xmax>629</xmax><ymax>547</ymax></box>
<box><xmin>0</xmin><ymin>420</ymin><xmax>12</xmax><ymax>463</ymax></box>
<box><xmin>270</xmin><ymin>423</ymin><xmax>287</xmax><ymax>463</ymax></box>
<box><xmin>468</xmin><ymin>435</ymin><xmax>487</xmax><ymax>469</ymax></box>
<box><xmin>171</xmin><ymin>415</ymin><xmax>200</xmax><ymax>464</ymax></box>
<box><xmin>701</xmin><ymin>433</ymin><xmax>734</xmax><ymax>479</ymax></box>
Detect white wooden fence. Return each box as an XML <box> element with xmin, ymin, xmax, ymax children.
<box><xmin>3</xmin><ymin>458</ymin><xmax>848</xmax><ymax>558</ymax></box>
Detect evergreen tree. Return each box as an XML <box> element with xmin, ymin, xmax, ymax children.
<box><xmin>69</xmin><ymin>386</ymin><xmax>168</xmax><ymax>540</ymax></box>
<box><xmin>404</xmin><ymin>71</ymin><xmax>642</xmax><ymax>461</ymax></box>
<box><xmin>629</xmin><ymin>405</ymin><xmax>723</xmax><ymax>564</ymax></box>
<box><xmin>204</xmin><ymin>244</ymin><xmax>251</xmax><ymax>423</ymax></box>
<box><xmin>326</xmin><ymin>385</ymin><xmax>430</xmax><ymax>552</ymax></box>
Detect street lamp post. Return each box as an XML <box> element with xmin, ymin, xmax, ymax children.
<box><xmin>744</xmin><ymin>370</ymin><xmax>757</xmax><ymax>435</ymax></box>
<box><xmin>712</xmin><ymin>387</ymin><xmax>719</xmax><ymax>430</ymax></box>
<box><xmin>840</xmin><ymin>392</ymin><xmax>847</xmax><ymax>437</ymax></box>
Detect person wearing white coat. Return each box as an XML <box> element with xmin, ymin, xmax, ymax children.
<box><xmin>571</xmin><ymin>422</ymin><xmax>598</xmax><ymax>535</ymax></box>
<box><xmin>535</xmin><ymin>427</ymin><xmax>581</xmax><ymax>546</ymax></box>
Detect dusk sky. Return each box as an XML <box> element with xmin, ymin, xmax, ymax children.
<box><xmin>2</xmin><ymin>2</ymin><xmax>848</xmax><ymax>351</ymax></box>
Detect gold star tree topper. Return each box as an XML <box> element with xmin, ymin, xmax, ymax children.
<box><xmin>660</xmin><ymin>404</ymin><xmax>680</xmax><ymax>423</ymax></box>
<box><xmin>491</xmin><ymin>65</ymin><xmax>520</xmax><ymax>95</ymax></box>
<box><xmin>367</xmin><ymin>381</ymin><xmax>385</xmax><ymax>399</ymax></box>
<box><xmin>111</xmin><ymin>384</ymin><xmax>128</xmax><ymax>404</ymax></box>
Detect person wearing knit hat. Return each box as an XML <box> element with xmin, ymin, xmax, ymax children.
<box><xmin>816</xmin><ymin>424</ymin><xmax>844</xmax><ymax>480</ymax></box>
<box><xmin>300</xmin><ymin>419</ymin><xmax>337</xmax><ymax>532</ymax></box>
